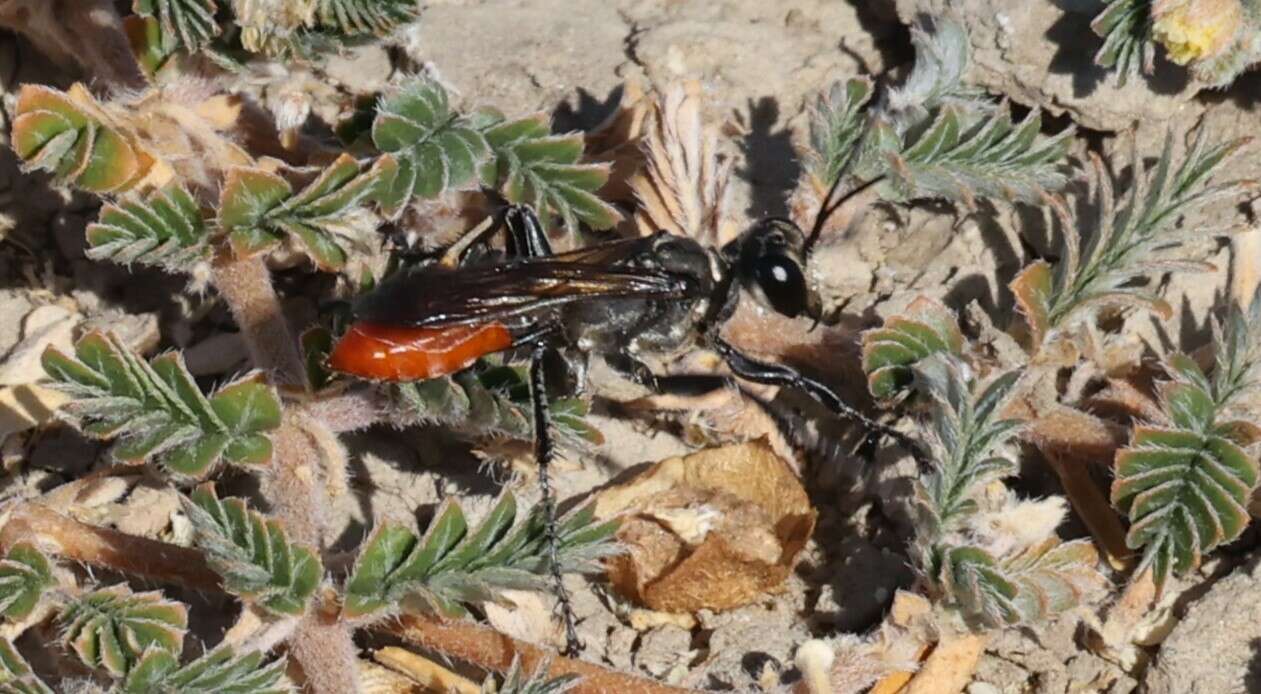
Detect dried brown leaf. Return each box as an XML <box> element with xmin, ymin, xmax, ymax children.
<box><xmin>594</xmin><ymin>440</ymin><xmax>815</xmax><ymax>613</ymax></box>
<box><xmin>629</xmin><ymin>81</ymin><xmax>735</xmax><ymax>246</ymax></box>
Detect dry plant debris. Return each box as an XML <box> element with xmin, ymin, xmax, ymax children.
<box><xmin>0</xmin><ymin>2</ymin><xmax>1260</xmax><ymax>693</ymax></box>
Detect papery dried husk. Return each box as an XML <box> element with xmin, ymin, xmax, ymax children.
<box><xmin>595</xmin><ymin>440</ymin><xmax>815</xmax><ymax>613</ymax></box>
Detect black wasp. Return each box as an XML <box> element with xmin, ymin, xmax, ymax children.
<box><xmin>329</xmin><ymin>182</ymin><xmax>914</xmax><ymax>654</ymax></box>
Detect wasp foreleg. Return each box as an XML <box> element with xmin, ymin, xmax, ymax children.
<box><xmin>711</xmin><ymin>336</ymin><xmax>930</xmax><ymax>465</ymax></box>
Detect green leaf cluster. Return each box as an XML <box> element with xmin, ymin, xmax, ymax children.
<box><xmin>121</xmin><ymin>645</ymin><xmax>291</xmax><ymax>694</ymax></box>
<box><xmin>911</xmin><ymin>357</ymin><xmax>1101</xmax><ymax>627</ymax></box>
<box><xmin>1113</xmin><ymin>304</ymin><xmax>1261</xmax><ymax>588</ymax></box>
<box><xmin>0</xmin><ymin>545</ymin><xmax>53</xmax><ymax>623</ymax></box>
<box><xmin>805</xmin><ymin>19</ymin><xmax>1072</xmax><ymax>210</ymax></box>
<box><xmin>134</xmin><ymin>0</ymin><xmax>220</xmax><ymax>54</ymax></box>
<box><xmin>488</xmin><ymin>657</ymin><xmax>580</xmax><ymax>694</ymax></box>
<box><xmin>59</xmin><ymin>585</ymin><xmax>188</xmax><ymax>677</ymax></box>
<box><xmin>862</xmin><ymin>297</ymin><xmax>963</xmax><ymax>402</ymax></box>
<box><xmin>42</xmin><ymin>332</ymin><xmax>282</xmax><ymax>478</ymax></box>
<box><xmin>86</xmin><ymin>183</ymin><xmax>210</xmax><ymax>271</ymax></box>
<box><xmin>1091</xmin><ymin>0</ymin><xmax>1154</xmax><ymax>86</ymax></box>
<box><xmin>221</xmin><ymin>154</ymin><xmax>397</xmax><ymax>271</ymax></box>
<box><xmin>11</xmin><ymin>86</ymin><xmax>150</xmax><ymax>194</ymax></box>
<box><xmin>183</xmin><ymin>485</ymin><xmax>322</xmax><ymax>616</ymax></box>
<box><xmin>396</xmin><ymin>364</ymin><xmax>603</xmax><ymax>445</ymax></box>
<box><xmin>342</xmin><ymin>492</ymin><xmax>618</xmax><ymax>618</ymax></box>
<box><xmin>1010</xmin><ymin>129</ymin><xmax>1248</xmax><ymax>345</ymax></box>
<box><xmin>370</xmin><ymin>77</ymin><xmax>619</xmax><ymax>231</ymax></box>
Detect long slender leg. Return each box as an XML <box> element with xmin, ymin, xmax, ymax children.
<box><xmin>605</xmin><ymin>350</ymin><xmax>730</xmax><ymax>397</ymax></box>
<box><xmin>529</xmin><ymin>340</ymin><xmax>583</xmax><ymax>656</ymax></box>
<box><xmin>504</xmin><ymin>204</ymin><xmax>553</xmax><ymax>259</ymax></box>
<box><xmin>711</xmin><ymin>336</ymin><xmax>930</xmax><ymax>465</ymax></box>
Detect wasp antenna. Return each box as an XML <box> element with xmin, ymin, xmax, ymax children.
<box><xmin>804</xmin><ymin>173</ymin><xmax>885</xmax><ymax>256</ymax></box>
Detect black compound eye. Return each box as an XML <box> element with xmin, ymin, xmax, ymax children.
<box><xmin>753</xmin><ymin>255</ymin><xmax>808</xmax><ymax>317</ymax></box>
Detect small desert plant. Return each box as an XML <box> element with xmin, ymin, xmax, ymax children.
<box><xmin>0</xmin><ymin>542</ymin><xmax>290</xmax><ymax>692</ymax></box>
<box><xmin>1113</xmin><ymin>301</ymin><xmax>1261</xmax><ymax>588</ymax></box>
<box><xmin>1092</xmin><ymin>0</ymin><xmax>1261</xmax><ymax>87</ymax></box>
<box><xmin>806</xmin><ymin>19</ymin><xmax>1074</xmax><ymax>214</ymax></box>
<box><xmin>3</xmin><ymin>9</ymin><xmax>625</xmax><ymax>689</ymax></box>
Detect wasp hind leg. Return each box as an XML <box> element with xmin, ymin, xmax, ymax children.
<box><xmin>528</xmin><ymin>340</ymin><xmax>583</xmax><ymax>656</ymax></box>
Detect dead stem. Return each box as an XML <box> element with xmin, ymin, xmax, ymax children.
<box><xmin>387</xmin><ymin>613</ymin><xmax>697</xmax><ymax>694</ymax></box>
<box><xmin>1042</xmin><ymin>450</ymin><xmax>1131</xmax><ymax>571</ymax></box>
<box><xmin>0</xmin><ymin>504</ymin><xmax>220</xmax><ymax>592</ymax></box>
<box><xmin>373</xmin><ymin>646</ymin><xmax>481</xmax><ymax>694</ymax></box>
<box><xmin>210</xmin><ymin>254</ymin><xmax>309</xmax><ymax>391</ymax></box>
<box><xmin>901</xmin><ymin>632</ymin><xmax>988</xmax><ymax>694</ymax></box>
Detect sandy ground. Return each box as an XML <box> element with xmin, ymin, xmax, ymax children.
<box><xmin>3</xmin><ymin>0</ymin><xmax>1261</xmax><ymax>692</ymax></box>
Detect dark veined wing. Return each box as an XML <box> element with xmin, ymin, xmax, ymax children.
<box><xmin>354</xmin><ymin>238</ymin><xmax>700</xmax><ymax>327</ymax></box>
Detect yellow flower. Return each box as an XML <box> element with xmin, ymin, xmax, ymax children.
<box><xmin>1152</xmin><ymin>0</ymin><xmax>1244</xmax><ymax>64</ymax></box>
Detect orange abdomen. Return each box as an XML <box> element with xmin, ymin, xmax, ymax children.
<box><xmin>328</xmin><ymin>321</ymin><xmax>514</xmax><ymax>382</ymax></box>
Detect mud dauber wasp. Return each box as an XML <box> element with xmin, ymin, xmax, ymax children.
<box><xmin>328</xmin><ymin>177</ymin><xmax>916</xmax><ymax>655</ymax></box>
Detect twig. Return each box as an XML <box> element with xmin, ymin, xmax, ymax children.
<box><xmin>901</xmin><ymin>632</ymin><xmax>988</xmax><ymax>694</ymax></box>
<box><xmin>1042</xmin><ymin>450</ymin><xmax>1131</xmax><ymax>571</ymax></box>
<box><xmin>0</xmin><ymin>504</ymin><xmax>220</xmax><ymax>592</ymax></box>
<box><xmin>374</xmin><ymin>646</ymin><xmax>481</xmax><ymax>694</ymax></box>
<box><xmin>387</xmin><ymin>613</ymin><xmax>697</xmax><ymax>694</ymax></box>
<box><xmin>1232</xmin><ymin>219</ymin><xmax>1261</xmax><ymax>310</ymax></box>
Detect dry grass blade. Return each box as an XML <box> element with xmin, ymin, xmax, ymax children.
<box><xmin>630</xmin><ymin>81</ymin><xmax>734</xmax><ymax>245</ymax></box>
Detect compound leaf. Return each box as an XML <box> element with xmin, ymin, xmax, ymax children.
<box><xmin>0</xmin><ymin>545</ymin><xmax>53</xmax><ymax>623</ymax></box>
<box><xmin>59</xmin><ymin>585</ymin><xmax>186</xmax><ymax>678</ymax></box>
<box><xmin>184</xmin><ymin>484</ymin><xmax>321</xmax><ymax>616</ymax></box>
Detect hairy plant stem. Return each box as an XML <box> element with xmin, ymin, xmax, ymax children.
<box><xmin>210</xmin><ymin>254</ymin><xmax>310</xmax><ymax>391</ymax></box>
<box><xmin>208</xmin><ymin>253</ymin><xmax>359</xmax><ymax>693</ymax></box>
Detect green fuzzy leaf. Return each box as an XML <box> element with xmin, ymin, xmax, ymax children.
<box><xmin>1091</xmin><ymin>0</ymin><xmax>1154</xmax><ymax>86</ymax></box>
<box><xmin>184</xmin><ymin>484</ymin><xmax>321</xmax><ymax>616</ymax></box>
<box><xmin>0</xmin><ymin>638</ymin><xmax>53</xmax><ymax>694</ymax></box>
<box><xmin>395</xmin><ymin>361</ymin><xmax>600</xmax><ymax>443</ymax></box>
<box><xmin>1044</xmin><ymin>128</ymin><xmax>1247</xmax><ymax>332</ymax></box>
<box><xmin>887</xmin><ymin>104</ymin><xmax>1074</xmax><ymax>205</ymax></box>
<box><xmin>122</xmin><ymin>644</ymin><xmax>291</xmax><ymax>693</ymax></box>
<box><xmin>806</xmin><ymin>77</ymin><xmax>873</xmax><ymax>187</ymax></box>
<box><xmin>86</xmin><ymin>183</ymin><xmax>210</xmax><ymax>271</ymax></box>
<box><xmin>11</xmin><ymin>85</ymin><xmax>146</xmax><ymax>194</ymax></box>
<box><xmin>937</xmin><ymin>539</ymin><xmax>1101</xmax><ymax>628</ymax></box>
<box><xmin>41</xmin><ymin>332</ymin><xmax>282</xmax><ymax>478</ymax></box>
<box><xmin>0</xmin><ymin>545</ymin><xmax>53</xmax><ymax>622</ymax></box>
<box><xmin>1112</xmin><ymin>315</ymin><xmax>1261</xmax><ymax>589</ymax></box>
<box><xmin>316</xmin><ymin>0</ymin><xmax>418</xmax><ymax>38</ymax></box>
<box><xmin>342</xmin><ymin>493</ymin><xmax>618</xmax><ymax>619</ymax></box>
<box><xmin>481</xmin><ymin>114</ymin><xmax>620</xmax><ymax>232</ymax></box>
<box><xmin>861</xmin><ymin>297</ymin><xmax>963</xmax><ymax>402</ymax></box>
<box><xmin>372</xmin><ymin>78</ymin><xmax>490</xmax><ymax>206</ymax></box>
<box><xmin>491</xmin><ymin>657</ymin><xmax>582</xmax><ymax>694</ymax></box>
<box><xmin>134</xmin><ymin>0</ymin><xmax>220</xmax><ymax>54</ymax></box>
<box><xmin>220</xmin><ymin>156</ymin><xmax>391</xmax><ymax>270</ymax></box>
<box><xmin>912</xmin><ymin>356</ymin><xmax>1022</xmax><ymax>537</ymax></box>
<box><xmin>59</xmin><ymin>585</ymin><xmax>187</xmax><ymax>678</ymax></box>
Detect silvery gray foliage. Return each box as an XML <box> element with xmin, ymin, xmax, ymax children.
<box><xmin>883</xmin><ymin>18</ymin><xmax>986</xmax><ymax>129</ymax></box>
<box><xmin>807</xmin><ymin>19</ymin><xmax>1073</xmax><ymax>206</ymax></box>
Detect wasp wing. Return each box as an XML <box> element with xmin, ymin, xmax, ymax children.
<box><xmin>354</xmin><ymin>238</ymin><xmax>699</xmax><ymax>327</ymax></box>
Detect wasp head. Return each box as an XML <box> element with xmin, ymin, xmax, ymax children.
<box><xmin>723</xmin><ymin>218</ymin><xmax>821</xmax><ymax>319</ymax></box>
